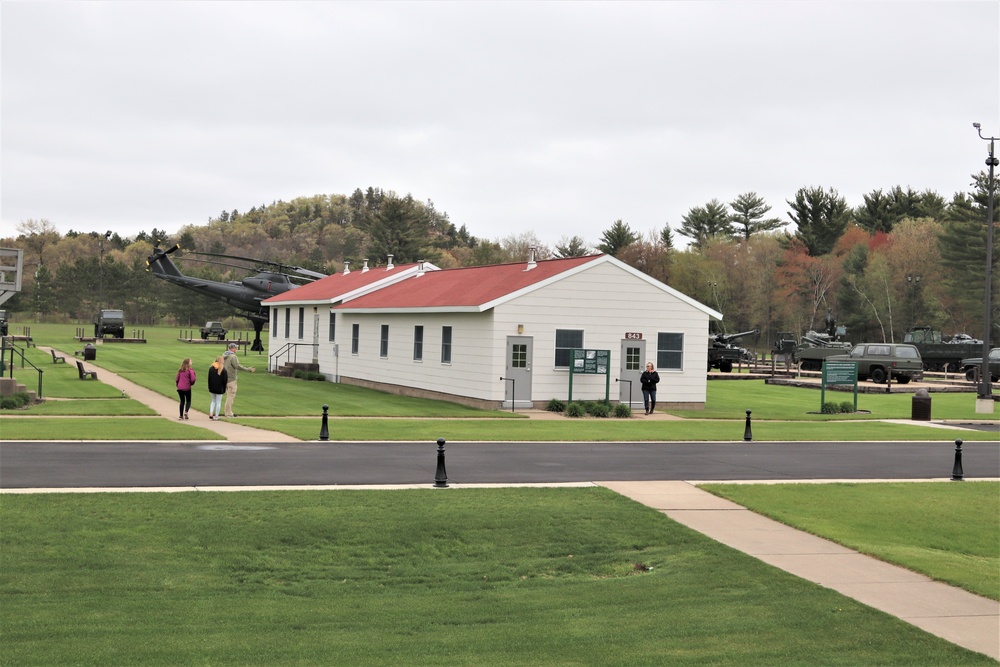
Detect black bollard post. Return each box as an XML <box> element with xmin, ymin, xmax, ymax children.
<box><xmin>319</xmin><ymin>404</ymin><xmax>329</xmax><ymax>441</ymax></box>
<box><xmin>951</xmin><ymin>439</ymin><xmax>964</xmax><ymax>481</ymax></box>
<box><xmin>434</xmin><ymin>438</ymin><xmax>449</xmax><ymax>488</ymax></box>
<box><xmin>743</xmin><ymin>410</ymin><xmax>752</xmax><ymax>442</ymax></box>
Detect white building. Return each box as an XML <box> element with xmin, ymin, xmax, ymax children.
<box><xmin>264</xmin><ymin>253</ymin><xmax>721</xmax><ymax>410</ymax></box>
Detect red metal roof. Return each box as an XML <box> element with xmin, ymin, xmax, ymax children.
<box><xmin>335</xmin><ymin>255</ymin><xmax>602</xmax><ymax>310</ymax></box>
<box><xmin>263</xmin><ymin>263</ymin><xmax>423</xmax><ymax>304</ymax></box>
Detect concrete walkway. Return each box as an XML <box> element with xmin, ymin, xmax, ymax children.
<box><xmin>39</xmin><ymin>346</ymin><xmax>298</xmax><ymax>442</ymax></box>
<box><xmin>600</xmin><ymin>480</ymin><xmax>1000</xmax><ymax>661</ymax></box>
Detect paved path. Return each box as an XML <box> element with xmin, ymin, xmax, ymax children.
<box><xmin>40</xmin><ymin>346</ymin><xmax>298</xmax><ymax>442</ymax></box>
<box><xmin>600</xmin><ymin>480</ymin><xmax>1000</xmax><ymax>662</ymax></box>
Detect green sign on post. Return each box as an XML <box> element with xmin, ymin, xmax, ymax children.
<box><xmin>822</xmin><ymin>360</ymin><xmax>858</xmax><ymax>412</ymax></box>
<box><xmin>567</xmin><ymin>348</ymin><xmax>611</xmax><ymax>403</ymax></box>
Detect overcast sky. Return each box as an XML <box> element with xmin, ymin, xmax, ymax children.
<box><xmin>2</xmin><ymin>1</ymin><xmax>998</xmax><ymax>250</ymax></box>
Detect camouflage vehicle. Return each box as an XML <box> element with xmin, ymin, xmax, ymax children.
<box><xmin>94</xmin><ymin>309</ymin><xmax>125</xmax><ymax>339</ymax></box>
<box><xmin>708</xmin><ymin>329</ymin><xmax>758</xmax><ymax>373</ymax></box>
<box><xmin>960</xmin><ymin>348</ymin><xmax>1000</xmax><ymax>383</ymax></box>
<box><xmin>793</xmin><ymin>331</ymin><xmax>853</xmax><ymax>371</ymax></box>
<box><xmin>903</xmin><ymin>326</ymin><xmax>983</xmax><ymax>372</ymax></box>
<box><xmin>825</xmin><ymin>343</ymin><xmax>923</xmax><ymax>384</ymax></box>
<box><xmin>199</xmin><ymin>321</ymin><xmax>227</xmax><ymax>340</ymax></box>
<box><xmin>0</xmin><ymin>309</ymin><xmax>8</xmax><ymax>337</ymax></box>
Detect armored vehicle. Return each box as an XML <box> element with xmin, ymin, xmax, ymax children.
<box><xmin>0</xmin><ymin>309</ymin><xmax>7</xmax><ymax>337</ymax></box>
<box><xmin>903</xmin><ymin>326</ymin><xmax>983</xmax><ymax>372</ymax></box>
<box><xmin>200</xmin><ymin>321</ymin><xmax>227</xmax><ymax>340</ymax></box>
<box><xmin>825</xmin><ymin>343</ymin><xmax>923</xmax><ymax>384</ymax></box>
<box><xmin>708</xmin><ymin>329</ymin><xmax>758</xmax><ymax>373</ymax></box>
<box><xmin>960</xmin><ymin>348</ymin><xmax>1000</xmax><ymax>383</ymax></box>
<box><xmin>94</xmin><ymin>309</ymin><xmax>125</xmax><ymax>339</ymax></box>
<box><xmin>792</xmin><ymin>330</ymin><xmax>853</xmax><ymax>371</ymax></box>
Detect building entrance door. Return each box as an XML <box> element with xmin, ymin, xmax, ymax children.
<box><xmin>619</xmin><ymin>339</ymin><xmax>646</xmax><ymax>409</ymax></box>
<box><xmin>504</xmin><ymin>336</ymin><xmax>533</xmax><ymax>409</ymax></box>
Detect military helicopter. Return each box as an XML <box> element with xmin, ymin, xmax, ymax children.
<box><xmin>146</xmin><ymin>242</ymin><xmax>326</xmax><ymax>351</ymax></box>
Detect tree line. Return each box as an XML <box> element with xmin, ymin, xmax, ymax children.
<box><xmin>3</xmin><ymin>179</ymin><xmax>996</xmax><ymax>349</ymax></box>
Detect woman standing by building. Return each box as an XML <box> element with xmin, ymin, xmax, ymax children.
<box><xmin>640</xmin><ymin>362</ymin><xmax>660</xmax><ymax>415</ymax></box>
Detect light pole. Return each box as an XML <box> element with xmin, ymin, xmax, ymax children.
<box><xmin>973</xmin><ymin>123</ymin><xmax>997</xmax><ymax>401</ymax></box>
<box><xmin>906</xmin><ymin>275</ymin><xmax>921</xmax><ymax>330</ymax></box>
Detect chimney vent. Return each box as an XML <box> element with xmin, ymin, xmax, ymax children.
<box><xmin>362</xmin><ymin>258</ymin><xmax>369</xmax><ymax>273</ymax></box>
<box><xmin>416</xmin><ymin>260</ymin><xmax>426</xmax><ymax>276</ymax></box>
<box><xmin>386</xmin><ymin>254</ymin><xmax>395</xmax><ymax>270</ymax></box>
<box><xmin>525</xmin><ymin>246</ymin><xmax>537</xmax><ymax>271</ymax></box>
<box><xmin>342</xmin><ymin>261</ymin><xmax>350</xmax><ymax>275</ymax></box>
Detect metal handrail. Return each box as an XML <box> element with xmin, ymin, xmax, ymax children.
<box><xmin>1</xmin><ymin>338</ymin><xmax>44</xmax><ymax>398</ymax></box>
<box><xmin>268</xmin><ymin>342</ymin><xmax>313</xmax><ymax>373</ymax></box>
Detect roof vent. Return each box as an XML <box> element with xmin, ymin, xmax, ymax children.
<box><xmin>416</xmin><ymin>260</ymin><xmax>426</xmax><ymax>276</ymax></box>
<box><xmin>525</xmin><ymin>246</ymin><xmax>537</xmax><ymax>271</ymax></box>
<box><xmin>362</xmin><ymin>258</ymin><xmax>369</xmax><ymax>273</ymax></box>
<box><xmin>342</xmin><ymin>261</ymin><xmax>350</xmax><ymax>275</ymax></box>
<box><xmin>386</xmin><ymin>254</ymin><xmax>395</xmax><ymax>270</ymax></box>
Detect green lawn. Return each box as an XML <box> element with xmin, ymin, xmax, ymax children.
<box><xmin>2</xmin><ymin>487</ymin><xmax>995</xmax><ymax>666</ymax></box>
<box><xmin>702</xmin><ymin>481</ymin><xmax>1000</xmax><ymax>600</ymax></box>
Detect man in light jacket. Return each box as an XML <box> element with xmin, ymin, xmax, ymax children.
<box><xmin>222</xmin><ymin>342</ymin><xmax>255</xmax><ymax>418</ymax></box>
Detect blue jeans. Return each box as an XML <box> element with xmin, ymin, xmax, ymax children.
<box><xmin>642</xmin><ymin>389</ymin><xmax>656</xmax><ymax>411</ymax></box>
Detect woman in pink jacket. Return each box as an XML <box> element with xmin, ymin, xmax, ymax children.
<box><xmin>175</xmin><ymin>357</ymin><xmax>196</xmax><ymax>420</ymax></box>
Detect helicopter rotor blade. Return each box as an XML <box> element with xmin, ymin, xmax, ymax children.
<box><xmin>185</xmin><ymin>250</ymin><xmax>327</xmax><ymax>279</ymax></box>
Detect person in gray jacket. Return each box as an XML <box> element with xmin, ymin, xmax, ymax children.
<box><xmin>222</xmin><ymin>343</ymin><xmax>255</xmax><ymax>418</ymax></box>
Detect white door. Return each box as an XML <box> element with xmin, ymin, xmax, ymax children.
<box><xmin>619</xmin><ymin>339</ymin><xmax>646</xmax><ymax>408</ymax></box>
<box><xmin>504</xmin><ymin>336</ymin><xmax>533</xmax><ymax>408</ymax></box>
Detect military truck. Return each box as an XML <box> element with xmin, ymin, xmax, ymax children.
<box><xmin>826</xmin><ymin>343</ymin><xmax>923</xmax><ymax>384</ymax></box>
<box><xmin>94</xmin><ymin>309</ymin><xmax>125</xmax><ymax>339</ymax></box>
<box><xmin>902</xmin><ymin>326</ymin><xmax>984</xmax><ymax>372</ymax></box>
<box><xmin>199</xmin><ymin>321</ymin><xmax>227</xmax><ymax>340</ymax></box>
<box><xmin>961</xmin><ymin>348</ymin><xmax>1000</xmax><ymax>383</ymax></box>
<box><xmin>707</xmin><ymin>329</ymin><xmax>758</xmax><ymax>373</ymax></box>
<box><xmin>0</xmin><ymin>309</ymin><xmax>8</xmax><ymax>337</ymax></box>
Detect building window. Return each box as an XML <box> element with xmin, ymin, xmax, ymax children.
<box><xmin>441</xmin><ymin>326</ymin><xmax>452</xmax><ymax>364</ymax></box>
<box><xmin>657</xmin><ymin>332</ymin><xmax>684</xmax><ymax>370</ymax></box>
<box><xmin>272</xmin><ymin>309</ymin><xmax>278</xmax><ymax>337</ymax></box>
<box><xmin>351</xmin><ymin>323</ymin><xmax>360</xmax><ymax>355</ymax></box>
<box><xmin>555</xmin><ymin>329</ymin><xmax>584</xmax><ymax>368</ymax></box>
<box><xmin>298</xmin><ymin>307</ymin><xmax>305</xmax><ymax>340</ymax></box>
<box><xmin>380</xmin><ymin>324</ymin><xmax>389</xmax><ymax>358</ymax></box>
<box><xmin>329</xmin><ymin>312</ymin><xmax>336</xmax><ymax>342</ymax></box>
<box><xmin>625</xmin><ymin>346</ymin><xmax>642</xmax><ymax>371</ymax></box>
<box><xmin>511</xmin><ymin>344</ymin><xmax>527</xmax><ymax>368</ymax></box>
<box><xmin>413</xmin><ymin>325</ymin><xmax>423</xmax><ymax>361</ymax></box>
<box><xmin>284</xmin><ymin>308</ymin><xmax>290</xmax><ymax>339</ymax></box>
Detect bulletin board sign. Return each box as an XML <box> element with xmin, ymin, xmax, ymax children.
<box><xmin>568</xmin><ymin>348</ymin><xmax>611</xmax><ymax>402</ymax></box>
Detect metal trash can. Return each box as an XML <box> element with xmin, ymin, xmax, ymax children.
<box><xmin>911</xmin><ymin>388</ymin><xmax>931</xmax><ymax>421</ymax></box>
<box><xmin>83</xmin><ymin>343</ymin><xmax>96</xmax><ymax>361</ymax></box>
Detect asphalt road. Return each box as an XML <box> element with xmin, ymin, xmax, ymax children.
<box><xmin>2</xmin><ymin>439</ymin><xmax>998</xmax><ymax>488</ymax></box>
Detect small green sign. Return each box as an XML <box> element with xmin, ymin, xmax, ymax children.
<box><xmin>821</xmin><ymin>360</ymin><xmax>858</xmax><ymax>412</ymax></box>
<box><xmin>567</xmin><ymin>349</ymin><xmax>611</xmax><ymax>403</ymax></box>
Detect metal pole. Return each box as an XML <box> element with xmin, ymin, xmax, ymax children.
<box><xmin>319</xmin><ymin>404</ymin><xmax>329</xmax><ymax>441</ymax></box>
<box><xmin>974</xmin><ymin>124</ymin><xmax>997</xmax><ymax>400</ymax></box>
<box><xmin>951</xmin><ymin>439</ymin><xmax>964</xmax><ymax>481</ymax></box>
<box><xmin>434</xmin><ymin>438</ymin><xmax>449</xmax><ymax>488</ymax></box>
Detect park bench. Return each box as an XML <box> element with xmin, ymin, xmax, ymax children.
<box><xmin>76</xmin><ymin>360</ymin><xmax>98</xmax><ymax>380</ymax></box>
<box><xmin>50</xmin><ymin>349</ymin><xmax>67</xmax><ymax>364</ymax></box>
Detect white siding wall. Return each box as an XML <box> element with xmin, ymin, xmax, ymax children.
<box><xmin>271</xmin><ymin>260</ymin><xmax>710</xmax><ymax>406</ymax></box>
<box><xmin>335</xmin><ymin>312</ymin><xmax>500</xmax><ymax>400</ymax></box>
<box><xmin>492</xmin><ymin>262</ymin><xmax>709</xmax><ymax>404</ymax></box>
